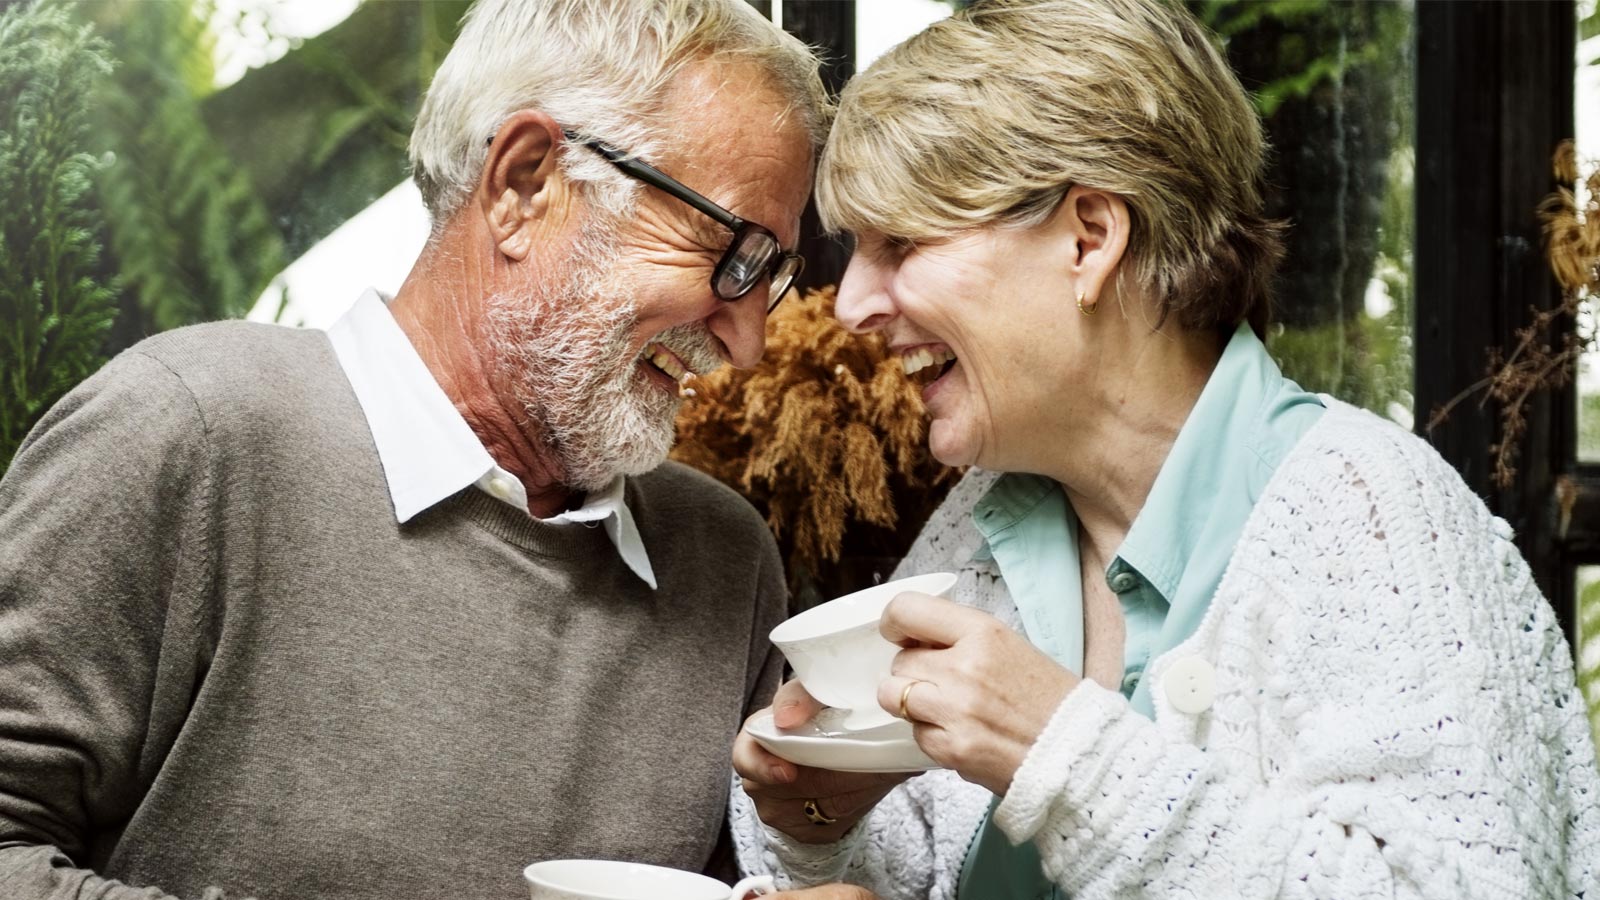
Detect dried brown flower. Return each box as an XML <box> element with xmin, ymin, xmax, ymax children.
<box><xmin>672</xmin><ymin>286</ymin><xmax>961</xmax><ymax>594</ymax></box>
<box><xmin>1430</xmin><ymin>141</ymin><xmax>1600</xmax><ymax>487</ymax></box>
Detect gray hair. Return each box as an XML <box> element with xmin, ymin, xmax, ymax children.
<box><xmin>410</xmin><ymin>0</ymin><xmax>830</xmax><ymax>231</ymax></box>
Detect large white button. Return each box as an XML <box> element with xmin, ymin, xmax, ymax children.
<box><xmin>1163</xmin><ymin>656</ymin><xmax>1215</xmax><ymax>714</ymax></box>
<box><xmin>1108</xmin><ymin>572</ymin><xmax>1139</xmax><ymax>593</ymax></box>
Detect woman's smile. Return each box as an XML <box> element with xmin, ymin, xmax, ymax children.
<box><xmin>898</xmin><ymin>343</ymin><xmax>959</xmax><ymax>402</ymax></box>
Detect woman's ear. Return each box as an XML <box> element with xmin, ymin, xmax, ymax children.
<box><xmin>1055</xmin><ymin>184</ymin><xmax>1131</xmax><ymax>308</ymax></box>
<box><xmin>479</xmin><ymin>110</ymin><xmax>568</xmax><ymax>261</ymax></box>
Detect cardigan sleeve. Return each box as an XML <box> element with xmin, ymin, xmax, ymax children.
<box><xmin>992</xmin><ymin>410</ymin><xmax>1600</xmax><ymax>899</ymax></box>
<box><xmin>0</xmin><ymin>352</ymin><xmax>232</xmax><ymax>900</ymax></box>
<box><xmin>729</xmin><ymin>468</ymin><xmax>1002</xmax><ymax>899</ymax></box>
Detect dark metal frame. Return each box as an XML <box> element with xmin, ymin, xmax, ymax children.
<box><xmin>1414</xmin><ymin>0</ymin><xmax>1579</xmax><ymax>647</ymax></box>
<box><xmin>768</xmin><ymin>0</ymin><xmax>856</xmax><ymax>296</ymax></box>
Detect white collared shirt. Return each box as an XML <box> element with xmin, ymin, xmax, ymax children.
<box><xmin>325</xmin><ymin>289</ymin><xmax>658</xmax><ymax>589</ymax></box>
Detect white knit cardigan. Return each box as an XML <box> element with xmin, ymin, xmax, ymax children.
<box><xmin>731</xmin><ymin>399</ymin><xmax>1600</xmax><ymax>898</ymax></box>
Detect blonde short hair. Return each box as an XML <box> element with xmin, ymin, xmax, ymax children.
<box><xmin>817</xmin><ymin>0</ymin><xmax>1283</xmax><ymax>334</ymax></box>
<box><xmin>411</xmin><ymin>0</ymin><xmax>830</xmax><ymax>230</ymax></box>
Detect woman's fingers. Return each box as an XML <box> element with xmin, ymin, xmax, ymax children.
<box><xmin>734</xmin><ymin>701</ymin><xmax>908</xmax><ymax>813</ymax></box>
<box><xmin>878</xmin><ymin>591</ymin><xmax>984</xmax><ymax>647</ymax></box>
<box><xmin>739</xmin><ymin>762</ymin><xmax>910</xmax><ymax>843</ymax></box>
<box><xmin>734</xmin><ymin>679</ymin><xmax>830</xmax><ymax>785</ymax></box>
<box><xmin>733</xmin><ymin>725</ymin><xmax>800</xmax><ymax>786</ymax></box>
<box><xmin>771</xmin><ymin>678</ymin><xmax>825</xmax><ymax>729</ymax></box>
<box><xmin>743</xmin><ymin>765</ymin><xmax>907</xmax><ymax>806</ymax></box>
<box><xmin>877</xmin><ymin>672</ymin><xmax>946</xmax><ymax>726</ymax></box>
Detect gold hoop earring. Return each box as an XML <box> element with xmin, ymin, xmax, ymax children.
<box><xmin>1077</xmin><ymin>291</ymin><xmax>1097</xmax><ymax>316</ymax></box>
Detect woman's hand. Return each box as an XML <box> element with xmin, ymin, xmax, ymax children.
<box><xmin>878</xmin><ymin>592</ymin><xmax>1078</xmax><ymax>796</ymax></box>
<box><xmin>734</xmin><ymin>680</ymin><xmax>911</xmax><ymax>843</ymax></box>
<box><xmin>764</xmin><ymin>885</ymin><xmax>881</xmax><ymax>899</ymax></box>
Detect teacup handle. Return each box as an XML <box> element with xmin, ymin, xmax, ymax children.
<box><xmin>728</xmin><ymin>874</ymin><xmax>775</xmax><ymax>899</ymax></box>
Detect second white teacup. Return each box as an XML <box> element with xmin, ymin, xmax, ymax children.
<box><xmin>769</xmin><ymin>572</ymin><xmax>958</xmax><ymax>731</ymax></box>
<box><xmin>523</xmin><ymin>859</ymin><xmax>772</xmax><ymax>900</ymax></box>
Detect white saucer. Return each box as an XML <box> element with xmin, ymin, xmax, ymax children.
<box><xmin>745</xmin><ymin>709</ymin><xmax>939</xmax><ymax>773</ymax></box>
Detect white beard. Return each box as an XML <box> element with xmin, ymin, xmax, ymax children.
<box><xmin>483</xmin><ymin>220</ymin><xmax>722</xmax><ymax>492</ymax></box>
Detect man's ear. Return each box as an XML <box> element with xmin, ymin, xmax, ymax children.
<box><xmin>1053</xmin><ymin>185</ymin><xmax>1131</xmax><ymax>308</ymax></box>
<box><xmin>479</xmin><ymin>110</ymin><xmax>568</xmax><ymax>262</ymax></box>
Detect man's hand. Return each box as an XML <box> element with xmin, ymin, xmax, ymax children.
<box><xmin>765</xmin><ymin>885</ymin><xmax>881</xmax><ymax>899</ymax></box>
<box><xmin>877</xmin><ymin>592</ymin><xmax>1078</xmax><ymax>796</ymax></box>
<box><xmin>734</xmin><ymin>680</ymin><xmax>911</xmax><ymax>843</ymax></box>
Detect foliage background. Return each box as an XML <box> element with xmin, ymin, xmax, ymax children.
<box><xmin>0</xmin><ymin>0</ymin><xmax>467</xmax><ymax>470</ymax></box>
<box><xmin>0</xmin><ymin>3</ymin><xmax>117</xmax><ymax>462</ymax></box>
<box><xmin>1191</xmin><ymin>0</ymin><xmax>1415</xmax><ymax>424</ymax></box>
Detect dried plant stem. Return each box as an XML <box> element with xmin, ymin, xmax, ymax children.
<box><xmin>1428</xmin><ymin>141</ymin><xmax>1600</xmax><ymax>489</ymax></box>
<box><xmin>671</xmin><ymin>286</ymin><xmax>960</xmax><ymax>589</ymax></box>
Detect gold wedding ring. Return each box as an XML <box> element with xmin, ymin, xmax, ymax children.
<box><xmin>803</xmin><ymin>798</ymin><xmax>837</xmax><ymax>826</ymax></box>
<box><xmin>898</xmin><ymin>680</ymin><xmax>919</xmax><ymax>721</ymax></box>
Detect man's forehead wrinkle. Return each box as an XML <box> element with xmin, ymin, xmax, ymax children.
<box><xmin>659</xmin><ymin>59</ymin><xmax>791</xmax><ymax>172</ymax></box>
<box><xmin>630</xmin><ymin>58</ymin><xmax>811</xmax><ymax>251</ymax></box>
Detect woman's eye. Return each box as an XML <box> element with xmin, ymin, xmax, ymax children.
<box><xmin>856</xmin><ymin>234</ymin><xmax>911</xmax><ymax>262</ymax></box>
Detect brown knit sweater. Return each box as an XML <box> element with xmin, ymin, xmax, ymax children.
<box><xmin>0</xmin><ymin>322</ymin><xmax>787</xmax><ymax>900</ymax></box>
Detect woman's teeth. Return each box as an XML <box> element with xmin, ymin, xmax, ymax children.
<box><xmin>901</xmin><ymin>347</ymin><xmax>957</xmax><ymax>376</ymax></box>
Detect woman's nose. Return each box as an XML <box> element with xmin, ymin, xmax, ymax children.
<box><xmin>834</xmin><ymin>256</ymin><xmax>897</xmax><ymax>334</ymax></box>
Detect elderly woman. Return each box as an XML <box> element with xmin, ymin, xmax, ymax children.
<box><xmin>732</xmin><ymin>1</ymin><xmax>1600</xmax><ymax>898</ymax></box>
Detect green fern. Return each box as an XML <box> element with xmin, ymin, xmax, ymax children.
<box><xmin>0</xmin><ymin>0</ymin><xmax>118</xmax><ymax>470</ymax></box>
<box><xmin>86</xmin><ymin>0</ymin><xmax>286</xmax><ymax>338</ymax></box>
<box><xmin>1578</xmin><ymin>576</ymin><xmax>1600</xmax><ymax>751</ymax></box>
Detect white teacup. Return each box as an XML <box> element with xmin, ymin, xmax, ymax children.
<box><xmin>769</xmin><ymin>572</ymin><xmax>958</xmax><ymax>731</ymax></box>
<box><xmin>523</xmin><ymin>860</ymin><xmax>773</xmax><ymax>900</ymax></box>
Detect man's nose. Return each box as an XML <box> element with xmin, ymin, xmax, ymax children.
<box><xmin>711</xmin><ymin>289</ymin><xmax>769</xmax><ymax>369</ymax></box>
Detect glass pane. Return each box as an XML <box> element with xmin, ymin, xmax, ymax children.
<box><xmin>1575</xmin><ymin>566</ymin><xmax>1600</xmax><ymax>754</ymax></box>
<box><xmin>1572</xmin><ymin>0</ymin><xmax>1600</xmax><ymax>459</ymax></box>
<box><xmin>1192</xmin><ymin>3</ymin><xmax>1417</xmax><ymax>427</ymax></box>
<box><xmin>856</xmin><ymin>0</ymin><xmax>951</xmax><ymax>70</ymax></box>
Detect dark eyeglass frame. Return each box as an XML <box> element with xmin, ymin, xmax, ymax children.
<box><xmin>564</xmin><ymin>130</ymin><xmax>803</xmax><ymax>312</ymax></box>
<box><xmin>485</xmin><ymin>129</ymin><xmax>802</xmax><ymax>312</ymax></box>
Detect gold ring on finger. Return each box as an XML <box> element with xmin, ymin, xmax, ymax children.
<box><xmin>899</xmin><ymin>680</ymin><xmax>920</xmax><ymax>721</ymax></box>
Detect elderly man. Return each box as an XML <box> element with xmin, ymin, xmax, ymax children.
<box><xmin>0</xmin><ymin>1</ymin><xmax>825</xmax><ymax>898</ymax></box>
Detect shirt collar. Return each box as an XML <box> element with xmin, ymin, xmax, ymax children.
<box><xmin>1117</xmin><ymin>321</ymin><xmax>1324</xmax><ymax>600</ymax></box>
<box><xmin>326</xmin><ymin>289</ymin><xmax>658</xmax><ymax>589</ymax></box>
<box><xmin>970</xmin><ymin>474</ymin><xmax>1084</xmax><ymax>675</ymax></box>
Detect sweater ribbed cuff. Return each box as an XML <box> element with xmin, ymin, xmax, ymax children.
<box><xmin>761</xmin><ymin>817</ymin><xmax>867</xmax><ymax>887</ymax></box>
<box><xmin>994</xmin><ymin>680</ymin><xmax>1129</xmax><ymax>842</ymax></box>
<box><xmin>995</xmin><ymin>681</ymin><xmax>1208</xmax><ymax>893</ymax></box>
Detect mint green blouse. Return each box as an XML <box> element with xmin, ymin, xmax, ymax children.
<box><xmin>956</xmin><ymin>323</ymin><xmax>1325</xmax><ymax>900</ymax></box>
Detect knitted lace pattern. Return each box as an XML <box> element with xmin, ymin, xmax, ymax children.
<box><xmin>731</xmin><ymin>399</ymin><xmax>1600</xmax><ymax>898</ymax></box>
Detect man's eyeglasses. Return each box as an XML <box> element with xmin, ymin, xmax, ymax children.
<box><xmin>487</xmin><ymin>130</ymin><xmax>805</xmax><ymax>311</ymax></box>
<box><xmin>482</xmin><ymin>129</ymin><xmax>797</xmax><ymax>313</ymax></box>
